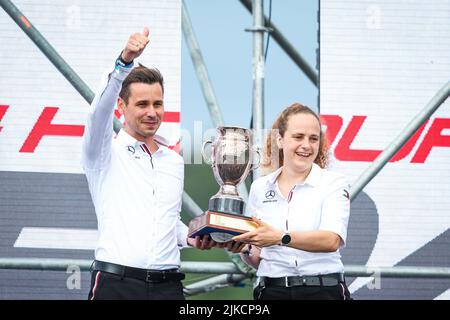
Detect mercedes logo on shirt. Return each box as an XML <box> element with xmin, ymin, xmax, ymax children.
<box><xmin>265</xmin><ymin>190</ymin><xmax>276</xmax><ymax>199</ymax></box>
<box><xmin>126</xmin><ymin>146</ymin><xmax>141</xmax><ymax>159</ymax></box>
<box><xmin>263</xmin><ymin>190</ymin><xmax>277</xmax><ymax>203</ymax></box>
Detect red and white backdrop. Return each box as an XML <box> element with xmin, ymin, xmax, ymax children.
<box><xmin>320</xmin><ymin>0</ymin><xmax>450</xmax><ymax>299</ymax></box>
<box><xmin>0</xmin><ymin>0</ymin><xmax>181</xmax><ymax>174</ymax></box>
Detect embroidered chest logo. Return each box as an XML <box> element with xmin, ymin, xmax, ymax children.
<box><xmin>126</xmin><ymin>146</ymin><xmax>140</xmax><ymax>159</ymax></box>
<box><xmin>263</xmin><ymin>190</ymin><xmax>277</xmax><ymax>203</ymax></box>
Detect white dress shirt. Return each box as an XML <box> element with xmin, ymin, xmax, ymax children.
<box><xmin>81</xmin><ymin>61</ymin><xmax>188</xmax><ymax>270</ymax></box>
<box><xmin>245</xmin><ymin>163</ymin><xmax>351</xmax><ymax>277</ymax></box>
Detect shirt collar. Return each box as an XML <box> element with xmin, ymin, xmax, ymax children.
<box><xmin>266</xmin><ymin>163</ymin><xmax>322</xmax><ymax>187</ymax></box>
<box><xmin>266</xmin><ymin>167</ymin><xmax>283</xmax><ymax>185</ymax></box>
<box><xmin>116</xmin><ymin>129</ymin><xmax>169</xmax><ymax>153</ymax></box>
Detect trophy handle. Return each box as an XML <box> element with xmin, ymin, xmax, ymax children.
<box><xmin>201</xmin><ymin>140</ymin><xmax>213</xmax><ymax>165</ymax></box>
<box><xmin>250</xmin><ymin>147</ymin><xmax>261</xmax><ymax>171</ymax></box>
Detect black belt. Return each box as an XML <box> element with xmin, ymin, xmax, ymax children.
<box><xmin>93</xmin><ymin>260</ymin><xmax>185</xmax><ymax>283</ymax></box>
<box><xmin>261</xmin><ymin>273</ymin><xmax>345</xmax><ymax>287</ymax></box>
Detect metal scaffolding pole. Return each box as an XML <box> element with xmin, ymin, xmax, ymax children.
<box><xmin>181</xmin><ymin>0</ymin><xmax>249</xmax><ymax>200</ymax></box>
<box><xmin>184</xmin><ymin>274</ymin><xmax>248</xmax><ymax>296</ymax></box>
<box><xmin>0</xmin><ymin>258</ymin><xmax>93</xmax><ymax>271</ymax></box>
<box><xmin>2</xmin><ymin>258</ymin><xmax>450</xmax><ymax>280</ymax></box>
<box><xmin>350</xmin><ymin>80</ymin><xmax>450</xmax><ymax>201</ymax></box>
<box><xmin>249</xmin><ymin>0</ymin><xmax>265</xmax><ymax>180</ymax></box>
<box><xmin>1</xmin><ymin>0</ymin><xmax>203</xmax><ymax>220</ymax></box>
<box><xmin>344</xmin><ymin>265</ymin><xmax>450</xmax><ymax>279</ymax></box>
<box><xmin>239</xmin><ymin>0</ymin><xmax>318</xmax><ymax>87</ymax></box>
<box><xmin>0</xmin><ymin>258</ymin><xmax>244</xmax><ymax>274</ymax></box>
<box><xmin>182</xmin><ymin>190</ymin><xmax>203</xmax><ymax>218</ymax></box>
<box><xmin>181</xmin><ymin>0</ymin><xmax>224</xmax><ymax>128</ymax></box>
<box><xmin>181</xmin><ymin>262</ymin><xmax>243</xmax><ymax>274</ymax></box>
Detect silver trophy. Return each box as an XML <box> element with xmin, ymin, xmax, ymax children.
<box><xmin>188</xmin><ymin>126</ymin><xmax>260</xmax><ymax>242</ymax></box>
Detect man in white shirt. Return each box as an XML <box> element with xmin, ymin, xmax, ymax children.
<box><xmin>82</xmin><ymin>28</ymin><xmax>224</xmax><ymax>300</ymax></box>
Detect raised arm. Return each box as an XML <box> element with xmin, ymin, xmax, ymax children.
<box><xmin>81</xmin><ymin>28</ymin><xmax>150</xmax><ymax>169</ymax></box>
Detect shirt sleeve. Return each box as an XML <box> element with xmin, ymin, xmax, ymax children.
<box><xmin>319</xmin><ymin>174</ymin><xmax>351</xmax><ymax>248</ymax></box>
<box><xmin>81</xmin><ymin>62</ymin><xmax>134</xmax><ymax>170</ymax></box>
<box><xmin>176</xmin><ymin>164</ymin><xmax>189</xmax><ymax>249</ymax></box>
<box><xmin>176</xmin><ymin>218</ymin><xmax>189</xmax><ymax>249</ymax></box>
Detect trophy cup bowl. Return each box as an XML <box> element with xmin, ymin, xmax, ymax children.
<box><xmin>188</xmin><ymin>126</ymin><xmax>260</xmax><ymax>242</ymax></box>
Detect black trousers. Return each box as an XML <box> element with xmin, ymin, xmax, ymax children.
<box><xmin>254</xmin><ymin>282</ymin><xmax>352</xmax><ymax>300</ymax></box>
<box><xmin>88</xmin><ymin>270</ymin><xmax>185</xmax><ymax>300</ymax></box>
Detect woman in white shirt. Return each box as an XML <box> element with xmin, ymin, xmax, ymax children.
<box><xmin>233</xmin><ymin>103</ymin><xmax>352</xmax><ymax>300</ymax></box>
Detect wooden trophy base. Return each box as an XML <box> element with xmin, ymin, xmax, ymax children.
<box><xmin>188</xmin><ymin>211</ymin><xmax>257</xmax><ymax>240</ymax></box>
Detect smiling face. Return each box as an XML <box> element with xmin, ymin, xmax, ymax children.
<box><xmin>277</xmin><ymin>113</ymin><xmax>321</xmax><ymax>174</ymax></box>
<box><xmin>118</xmin><ymin>82</ymin><xmax>164</xmax><ymax>141</ymax></box>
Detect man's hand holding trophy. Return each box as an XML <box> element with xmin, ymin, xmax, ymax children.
<box><xmin>188</xmin><ymin>126</ymin><xmax>260</xmax><ymax>243</ymax></box>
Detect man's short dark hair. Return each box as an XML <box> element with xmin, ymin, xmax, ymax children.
<box><xmin>119</xmin><ymin>64</ymin><xmax>164</xmax><ymax>103</ymax></box>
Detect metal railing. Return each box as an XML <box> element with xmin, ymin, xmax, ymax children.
<box><xmin>2</xmin><ymin>257</ymin><xmax>450</xmax><ymax>279</ymax></box>
<box><xmin>3</xmin><ymin>256</ymin><xmax>450</xmax><ymax>296</ymax></box>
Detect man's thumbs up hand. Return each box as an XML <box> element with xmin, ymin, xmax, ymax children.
<box><xmin>142</xmin><ymin>27</ymin><xmax>149</xmax><ymax>37</ymax></box>
<box><xmin>121</xmin><ymin>27</ymin><xmax>151</xmax><ymax>63</ymax></box>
